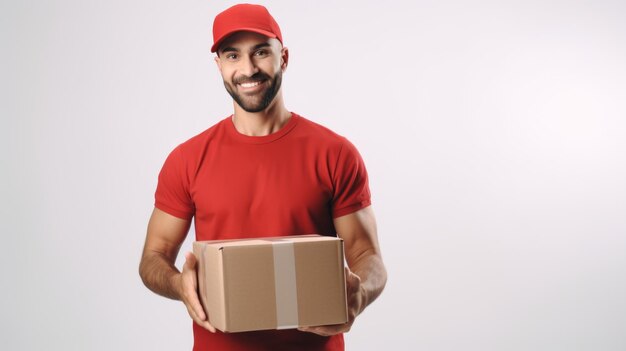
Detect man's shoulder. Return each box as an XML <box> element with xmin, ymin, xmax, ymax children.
<box><xmin>293</xmin><ymin>113</ymin><xmax>349</xmax><ymax>146</ymax></box>
<box><xmin>293</xmin><ymin>114</ymin><xmax>365</xmax><ymax>163</ymax></box>
<box><xmin>175</xmin><ymin>116</ymin><xmax>229</xmax><ymax>152</ymax></box>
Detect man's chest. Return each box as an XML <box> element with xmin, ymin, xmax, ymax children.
<box><xmin>189</xmin><ymin>144</ymin><xmax>335</xmax><ymax>220</ymax></box>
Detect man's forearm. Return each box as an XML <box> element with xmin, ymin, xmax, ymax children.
<box><xmin>139</xmin><ymin>251</ymin><xmax>182</xmax><ymax>300</ymax></box>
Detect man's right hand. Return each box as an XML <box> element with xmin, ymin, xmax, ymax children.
<box><xmin>139</xmin><ymin>208</ymin><xmax>216</xmax><ymax>332</ymax></box>
<box><xmin>177</xmin><ymin>252</ymin><xmax>216</xmax><ymax>332</ymax></box>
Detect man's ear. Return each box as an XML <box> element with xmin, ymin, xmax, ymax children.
<box><xmin>214</xmin><ymin>55</ymin><xmax>222</xmax><ymax>70</ymax></box>
<box><xmin>280</xmin><ymin>47</ymin><xmax>289</xmax><ymax>71</ymax></box>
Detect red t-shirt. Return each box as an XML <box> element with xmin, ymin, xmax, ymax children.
<box><xmin>155</xmin><ymin>113</ymin><xmax>371</xmax><ymax>351</ymax></box>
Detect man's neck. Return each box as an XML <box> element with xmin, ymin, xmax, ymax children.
<box><xmin>231</xmin><ymin>96</ymin><xmax>291</xmax><ymax>136</ymax></box>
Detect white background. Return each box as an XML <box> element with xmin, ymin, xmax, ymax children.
<box><xmin>2</xmin><ymin>0</ymin><xmax>626</xmax><ymax>350</ymax></box>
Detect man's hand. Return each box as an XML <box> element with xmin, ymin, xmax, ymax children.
<box><xmin>299</xmin><ymin>206</ymin><xmax>387</xmax><ymax>336</ymax></box>
<box><xmin>177</xmin><ymin>252</ymin><xmax>216</xmax><ymax>333</ymax></box>
<box><xmin>298</xmin><ymin>266</ymin><xmax>365</xmax><ymax>336</ymax></box>
<box><xmin>139</xmin><ymin>209</ymin><xmax>217</xmax><ymax>333</ymax></box>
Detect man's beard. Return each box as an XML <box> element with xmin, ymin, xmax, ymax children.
<box><xmin>224</xmin><ymin>70</ymin><xmax>283</xmax><ymax>113</ymax></box>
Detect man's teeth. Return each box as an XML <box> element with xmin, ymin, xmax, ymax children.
<box><xmin>240</xmin><ymin>81</ymin><xmax>261</xmax><ymax>88</ymax></box>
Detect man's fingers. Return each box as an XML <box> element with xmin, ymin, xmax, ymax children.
<box><xmin>188</xmin><ymin>295</ymin><xmax>207</xmax><ymax>321</ymax></box>
<box><xmin>184</xmin><ymin>251</ymin><xmax>197</xmax><ymax>270</ymax></box>
<box><xmin>183</xmin><ymin>289</ymin><xmax>215</xmax><ymax>332</ymax></box>
<box><xmin>187</xmin><ymin>304</ymin><xmax>214</xmax><ymax>330</ymax></box>
<box><xmin>344</xmin><ymin>266</ymin><xmax>357</xmax><ymax>281</ymax></box>
<box><xmin>298</xmin><ymin>324</ymin><xmax>348</xmax><ymax>336</ymax></box>
<box><xmin>186</xmin><ymin>305</ymin><xmax>216</xmax><ymax>333</ymax></box>
<box><xmin>197</xmin><ymin>320</ymin><xmax>217</xmax><ymax>333</ymax></box>
<box><xmin>344</xmin><ymin>266</ymin><xmax>361</xmax><ymax>291</ymax></box>
<box><xmin>181</xmin><ymin>252</ymin><xmax>208</xmax><ymax>322</ymax></box>
<box><xmin>181</xmin><ymin>275</ymin><xmax>207</xmax><ymax>320</ymax></box>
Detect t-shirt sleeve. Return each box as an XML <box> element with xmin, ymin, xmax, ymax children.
<box><xmin>331</xmin><ymin>138</ymin><xmax>372</xmax><ymax>218</ymax></box>
<box><xmin>154</xmin><ymin>146</ymin><xmax>195</xmax><ymax>220</ymax></box>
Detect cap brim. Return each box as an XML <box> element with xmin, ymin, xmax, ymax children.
<box><xmin>211</xmin><ymin>28</ymin><xmax>278</xmax><ymax>53</ymax></box>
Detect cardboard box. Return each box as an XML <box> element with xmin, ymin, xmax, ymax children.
<box><xmin>192</xmin><ymin>235</ymin><xmax>348</xmax><ymax>333</ymax></box>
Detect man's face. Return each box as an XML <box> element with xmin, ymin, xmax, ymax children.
<box><xmin>215</xmin><ymin>31</ymin><xmax>287</xmax><ymax>113</ymax></box>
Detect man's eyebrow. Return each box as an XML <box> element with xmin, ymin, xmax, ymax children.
<box><xmin>219</xmin><ymin>42</ymin><xmax>270</xmax><ymax>55</ymax></box>
<box><xmin>220</xmin><ymin>46</ymin><xmax>238</xmax><ymax>54</ymax></box>
<box><xmin>250</xmin><ymin>42</ymin><xmax>271</xmax><ymax>51</ymax></box>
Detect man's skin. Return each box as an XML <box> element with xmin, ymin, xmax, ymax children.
<box><xmin>139</xmin><ymin>31</ymin><xmax>387</xmax><ymax>336</ymax></box>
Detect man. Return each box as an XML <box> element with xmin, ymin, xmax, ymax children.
<box><xmin>139</xmin><ymin>4</ymin><xmax>387</xmax><ymax>351</ymax></box>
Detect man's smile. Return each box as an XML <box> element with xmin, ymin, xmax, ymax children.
<box><xmin>237</xmin><ymin>79</ymin><xmax>266</xmax><ymax>92</ymax></box>
<box><xmin>239</xmin><ymin>81</ymin><xmax>261</xmax><ymax>88</ymax></box>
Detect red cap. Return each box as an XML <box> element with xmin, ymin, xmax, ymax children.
<box><xmin>211</xmin><ymin>4</ymin><xmax>283</xmax><ymax>53</ymax></box>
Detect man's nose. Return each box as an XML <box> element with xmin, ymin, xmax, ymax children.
<box><xmin>239</xmin><ymin>55</ymin><xmax>259</xmax><ymax>77</ymax></box>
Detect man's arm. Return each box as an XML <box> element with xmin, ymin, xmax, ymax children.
<box><xmin>300</xmin><ymin>206</ymin><xmax>387</xmax><ymax>336</ymax></box>
<box><xmin>138</xmin><ymin>207</ymin><xmax>215</xmax><ymax>332</ymax></box>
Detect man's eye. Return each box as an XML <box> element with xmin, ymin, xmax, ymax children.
<box><xmin>254</xmin><ymin>50</ymin><xmax>268</xmax><ymax>56</ymax></box>
<box><xmin>226</xmin><ymin>53</ymin><xmax>238</xmax><ymax>60</ymax></box>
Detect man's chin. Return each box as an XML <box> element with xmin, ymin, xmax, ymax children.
<box><xmin>233</xmin><ymin>99</ymin><xmax>262</xmax><ymax>113</ymax></box>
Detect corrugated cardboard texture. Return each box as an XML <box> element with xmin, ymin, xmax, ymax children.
<box><xmin>294</xmin><ymin>240</ymin><xmax>347</xmax><ymax>327</ymax></box>
<box><xmin>193</xmin><ymin>235</ymin><xmax>348</xmax><ymax>333</ymax></box>
<box><xmin>222</xmin><ymin>245</ymin><xmax>277</xmax><ymax>332</ymax></box>
<box><xmin>193</xmin><ymin>242</ymin><xmax>226</xmax><ymax>329</ymax></box>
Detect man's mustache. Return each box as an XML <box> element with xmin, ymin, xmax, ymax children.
<box><xmin>233</xmin><ymin>72</ymin><xmax>271</xmax><ymax>85</ymax></box>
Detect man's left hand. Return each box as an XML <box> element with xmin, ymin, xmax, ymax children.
<box><xmin>298</xmin><ymin>266</ymin><xmax>365</xmax><ymax>336</ymax></box>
